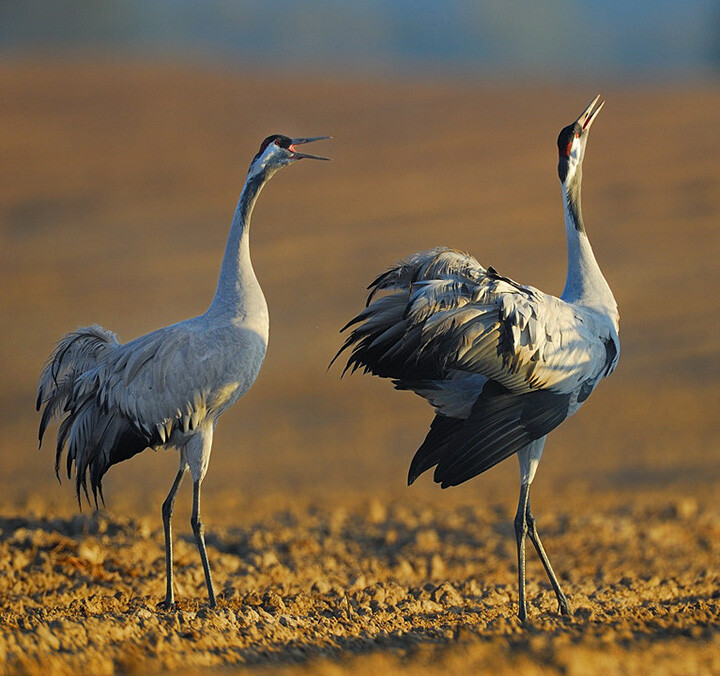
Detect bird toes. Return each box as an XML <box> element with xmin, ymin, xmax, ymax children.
<box><xmin>558</xmin><ymin>597</ymin><xmax>573</xmax><ymax>617</ymax></box>
<box><xmin>157</xmin><ymin>598</ymin><xmax>177</xmax><ymax>611</ymax></box>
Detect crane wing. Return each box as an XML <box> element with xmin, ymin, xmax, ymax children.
<box><xmin>47</xmin><ymin>319</ymin><xmax>264</xmax><ymax>503</ymax></box>
<box><xmin>335</xmin><ymin>247</ymin><xmax>619</xmax><ymax>487</ymax></box>
<box><xmin>337</xmin><ymin>247</ymin><xmax>614</xmax><ymax>394</ymax></box>
<box><xmin>77</xmin><ymin>320</ymin><xmax>258</xmax><ymax>443</ymax></box>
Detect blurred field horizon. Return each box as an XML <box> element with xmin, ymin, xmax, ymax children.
<box><xmin>1</xmin><ymin>4</ymin><xmax>719</xmax><ymax>673</ymax></box>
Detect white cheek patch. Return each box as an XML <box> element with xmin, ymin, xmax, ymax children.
<box><xmin>569</xmin><ymin>136</ymin><xmax>582</xmax><ymax>160</ymax></box>
<box><xmin>564</xmin><ymin>137</ymin><xmax>583</xmax><ymax>180</ymax></box>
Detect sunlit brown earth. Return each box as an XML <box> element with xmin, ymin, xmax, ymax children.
<box><xmin>0</xmin><ymin>61</ymin><xmax>719</xmax><ymax>675</ymax></box>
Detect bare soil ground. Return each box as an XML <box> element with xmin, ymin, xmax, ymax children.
<box><xmin>1</xmin><ymin>61</ymin><xmax>719</xmax><ymax>674</ymax></box>
<box><xmin>2</xmin><ymin>496</ymin><xmax>720</xmax><ymax>675</ymax></box>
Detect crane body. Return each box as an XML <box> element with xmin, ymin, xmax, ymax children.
<box><xmin>335</xmin><ymin>97</ymin><xmax>618</xmax><ymax>620</ymax></box>
<box><xmin>37</xmin><ymin>134</ymin><xmax>329</xmax><ymax>608</ymax></box>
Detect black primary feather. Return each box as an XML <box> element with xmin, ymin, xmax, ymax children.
<box><xmin>408</xmin><ymin>381</ymin><xmax>572</xmax><ymax>489</ymax></box>
<box><xmin>407</xmin><ymin>414</ymin><xmax>464</xmax><ymax>485</ymax></box>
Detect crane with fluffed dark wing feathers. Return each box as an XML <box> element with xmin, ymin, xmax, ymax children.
<box><xmin>37</xmin><ymin>134</ymin><xmax>329</xmax><ymax>609</ymax></box>
<box><xmin>334</xmin><ymin>96</ymin><xmax>618</xmax><ymax>621</ymax></box>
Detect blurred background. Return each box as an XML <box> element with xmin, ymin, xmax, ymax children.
<box><xmin>1</xmin><ymin>1</ymin><xmax>719</xmax><ymax>522</ymax></box>
<box><xmin>3</xmin><ymin>1</ymin><xmax>720</xmax><ymax>78</ymax></box>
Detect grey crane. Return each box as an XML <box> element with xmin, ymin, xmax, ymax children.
<box><xmin>334</xmin><ymin>97</ymin><xmax>619</xmax><ymax>620</ymax></box>
<box><xmin>37</xmin><ymin>134</ymin><xmax>329</xmax><ymax>608</ymax></box>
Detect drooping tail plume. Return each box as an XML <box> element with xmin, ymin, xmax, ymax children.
<box><xmin>37</xmin><ymin>325</ymin><xmax>122</xmax><ymax>504</ymax></box>
<box><xmin>37</xmin><ymin>325</ymin><xmax>120</xmax><ymax>442</ymax></box>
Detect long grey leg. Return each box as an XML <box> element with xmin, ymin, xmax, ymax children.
<box><xmin>526</xmin><ymin>497</ymin><xmax>571</xmax><ymax>616</ymax></box>
<box><xmin>161</xmin><ymin>467</ymin><xmax>186</xmax><ymax>608</ymax></box>
<box><xmin>513</xmin><ymin>482</ymin><xmax>530</xmax><ymax>622</ymax></box>
<box><xmin>190</xmin><ymin>479</ymin><xmax>216</xmax><ymax>607</ymax></box>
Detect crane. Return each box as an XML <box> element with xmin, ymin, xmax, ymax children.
<box><xmin>37</xmin><ymin>134</ymin><xmax>330</xmax><ymax>609</ymax></box>
<box><xmin>333</xmin><ymin>96</ymin><xmax>619</xmax><ymax>621</ymax></box>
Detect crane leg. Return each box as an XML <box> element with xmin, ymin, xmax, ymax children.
<box><xmin>191</xmin><ymin>479</ymin><xmax>216</xmax><ymax>607</ymax></box>
<box><xmin>160</xmin><ymin>467</ymin><xmax>186</xmax><ymax>609</ymax></box>
<box><xmin>513</xmin><ymin>481</ymin><xmax>530</xmax><ymax>621</ymax></box>
<box><xmin>526</xmin><ymin>497</ymin><xmax>571</xmax><ymax>616</ymax></box>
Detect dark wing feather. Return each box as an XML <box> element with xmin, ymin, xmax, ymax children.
<box><xmin>65</xmin><ymin>398</ymin><xmax>156</xmax><ymax>507</ymax></box>
<box><xmin>336</xmin><ymin>247</ymin><xmax>617</xmax><ymax>489</ymax></box>
<box><xmin>333</xmin><ymin>248</ymin><xmax>486</xmax><ymax>380</ymax></box>
<box><xmin>429</xmin><ymin>385</ymin><xmax>571</xmax><ymax>488</ymax></box>
<box><xmin>407</xmin><ymin>414</ymin><xmax>464</xmax><ymax>485</ymax></box>
<box><xmin>336</xmin><ymin>247</ymin><xmax>611</xmax><ymax>397</ymax></box>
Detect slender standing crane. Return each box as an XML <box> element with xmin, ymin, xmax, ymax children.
<box><xmin>334</xmin><ymin>97</ymin><xmax>619</xmax><ymax>620</ymax></box>
<box><xmin>37</xmin><ymin>134</ymin><xmax>329</xmax><ymax>608</ymax></box>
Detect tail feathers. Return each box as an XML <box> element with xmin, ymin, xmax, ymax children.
<box><xmin>60</xmin><ymin>395</ymin><xmax>153</xmax><ymax>507</ymax></box>
<box><xmin>37</xmin><ymin>325</ymin><xmax>120</xmax><ymax>447</ymax></box>
<box><xmin>37</xmin><ymin>324</ymin><xmax>154</xmax><ymax>507</ymax></box>
<box><xmin>365</xmin><ymin>247</ymin><xmax>483</xmax><ymax>304</ymax></box>
<box><xmin>333</xmin><ymin>294</ymin><xmax>442</xmax><ymax>381</ymax></box>
<box><xmin>335</xmin><ymin>248</ymin><xmax>487</xmax><ymax>381</ymax></box>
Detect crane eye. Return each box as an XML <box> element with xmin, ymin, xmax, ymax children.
<box><xmin>274</xmin><ymin>139</ymin><xmax>281</xmax><ymax>146</ymax></box>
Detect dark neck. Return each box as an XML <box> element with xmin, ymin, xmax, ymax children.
<box><xmin>235</xmin><ymin>171</ymin><xmax>267</xmax><ymax>230</ymax></box>
<box><xmin>564</xmin><ymin>168</ymin><xmax>584</xmax><ymax>232</ymax></box>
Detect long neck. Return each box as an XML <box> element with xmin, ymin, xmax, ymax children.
<box><xmin>207</xmin><ymin>169</ymin><xmax>269</xmax><ymax>322</ymax></box>
<box><xmin>560</xmin><ymin>173</ymin><xmax>617</xmax><ymax>322</ymax></box>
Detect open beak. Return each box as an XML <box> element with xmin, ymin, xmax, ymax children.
<box><xmin>288</xmin><ymin>136</ymin><xmax>331</xmax><ymax>161</ymax></box>
<box><xmin>576</xmin><ymin>95</ymin><xmax>605</xmax><ymax>132</ymax></box>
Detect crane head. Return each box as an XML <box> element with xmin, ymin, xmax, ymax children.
<box><xmin>250</xmin><ymin>135</ymin><xmax>330</xmax><ymax>177</ymax></box>
<box><xmin>557</xmin><ymin>95</ymin><xmax>604</xmax><ymax>185</ymax></box>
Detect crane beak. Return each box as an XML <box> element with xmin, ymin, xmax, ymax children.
<box><xmin>576</xmin><ymin>95</ymin><xmax>605</xmax><ymax>133</ymax></box>
<box><xmin>288</xmin><ymin>136</ymin><xmax>331</xmax><ymax>161</ymax></box>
